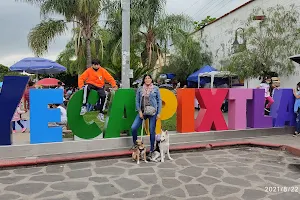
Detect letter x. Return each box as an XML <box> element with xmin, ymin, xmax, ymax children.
<box><xmin>195</xmin><ymin>89</ymin><xmax>228</xmax><ymax>132</ymax></box>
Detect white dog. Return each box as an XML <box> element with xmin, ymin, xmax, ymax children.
<box><xmin>151</xmin><ymin>130</ymin><xmax>173</xmax><ymax>162</ymax></box>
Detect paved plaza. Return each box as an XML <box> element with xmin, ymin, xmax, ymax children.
<box><xmin>0</xmin><ymin>147</ymin><xmax>300</xmax><ymax>200</ymax></box>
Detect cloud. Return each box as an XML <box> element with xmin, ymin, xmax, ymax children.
<box><xmin>0</xmin><ymin>0</ymin><xmax>249</xmax><ymax>67</ymax></box>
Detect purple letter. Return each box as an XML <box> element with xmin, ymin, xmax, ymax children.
<box><xmin>228</xmin><ymin>89</ymin><xmax>253</xmax><ymax>130</ymax></box>
<box><xmin>247</xmin><ymin>89</ymin><xmax>272</xmax><ymax>128</ymax></box>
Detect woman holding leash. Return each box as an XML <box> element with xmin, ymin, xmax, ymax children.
<box><xmin>131</xmin><ymin>74</ymin><xmax>162</xmax><ymax>159</ymax></box>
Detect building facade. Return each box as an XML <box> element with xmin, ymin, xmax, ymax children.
<box><xmin>194</xmin><ymin>0</ymin><xmax>300</xmax><ymax>88</ymax></box>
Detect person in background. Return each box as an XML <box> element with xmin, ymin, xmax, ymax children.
<box><xmin>131</xmin><ymin>74</ymin><xmax>162</xmax><ymax>159</ymax></box>
<box><xmin>12</xmin><ymin>103</ymin><xmax>27</xmax><ymax>133</ymax></box>
<box><xmin>258</xmin><ymin>76</ymin><xmax>274</xmax><ymax>113</ymax></box>
<box><xmin>51</xmin><ymin>104</ymin><xmax>67</xmax><ymax>126</ymax></box>
<box><xmin>78</xmin><ymin>59</ymin><xmax>118</xmax><ymax>122</ymax></box>
<box><xmin>56</xmin><ymin>81</ymin><xmax>64</xmax><ymax>90</ymax></box>
<box><xmin>293</xmin><ymin>82</ymin><xmax>300</xmax><ymax>137</ymax></box>
<box><xmin>23</xmin><ymin>81</ymin><xmax>34</xmax><ymax>111</ymax></box>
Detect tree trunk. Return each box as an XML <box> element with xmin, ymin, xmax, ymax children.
<box><xmin>146</xmin><ymin>30</ymin><xmax>154</xmax><ymax>67</ymax></box>
<box><xmin>86</xmin><ymin>38</ymin><xmax>92</xmax><ymax>68</ymax></box>
<box><xmin>84</xmin><ymin>21</ymin><xmax>92</xmax><ymax>68</ymax></box>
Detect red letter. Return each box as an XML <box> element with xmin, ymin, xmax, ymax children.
<box><xmin>177</xmin><ymin>88</ymin><xmax>195</xmax><ymax>133</ymax></box>
<box><xmin>195</xmin><ymin>89</ymin><xmax>228</xmax><ymax>131</ymax></box>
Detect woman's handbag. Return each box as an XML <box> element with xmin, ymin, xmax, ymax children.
<box><xmin>143</xmin><ymin>97</ymin><xmax>156</xmax><ymax>116</ymax></box>
<box><xmin>144</xmin><ymin>106</ymin><xmax>156</xmax><ymax>116</ymax></box>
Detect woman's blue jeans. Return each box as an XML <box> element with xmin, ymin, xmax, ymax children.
<box><xmin>296</xmin><ymin>112</ymin><xmax>300</xmax><ymax>133</ymax></box>
<box><xmin>131</xmin><ymin>114</ymin><xmax>157</xmax><ymax>152</ymax></box>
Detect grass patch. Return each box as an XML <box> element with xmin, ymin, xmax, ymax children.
<box><xmin>83</xmin><ymin>111</ymin><xmax>177</xmax><ymax>131</ymax></box>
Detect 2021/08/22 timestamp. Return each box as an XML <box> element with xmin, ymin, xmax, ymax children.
<box><xmin>265</xmin><ymin>186</ymin><xmax>299</xmax><ymax>193</ymax></box>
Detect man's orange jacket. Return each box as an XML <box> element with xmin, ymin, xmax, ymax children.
<box><xmin>78</xmin><ymin>67</ymin><xmax>117</xmax><ymax>89</ymax></box>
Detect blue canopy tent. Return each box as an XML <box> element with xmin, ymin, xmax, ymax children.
<box><xmin>187</xmin><ymin>65</ymin><xmax>218</xmax><ymax>87</ymax></box>
<box><xmin>165</xmin><ymin>73</ymin><xmax>176</xmax><ymax>79</ymax></box>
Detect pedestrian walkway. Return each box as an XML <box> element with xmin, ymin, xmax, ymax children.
<box><xmin>0</xmin><ymin>147</ymin><xmax>299</xmax><ymax>200</ymax></box>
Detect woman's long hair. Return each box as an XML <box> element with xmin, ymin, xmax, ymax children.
<box><xmin>141</xmin><ymin>74</ymin><xmax>153</xmax><ymax>86</ymax></box>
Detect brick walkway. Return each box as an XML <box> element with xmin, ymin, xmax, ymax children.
<box><xmin>0</xmin><ymin>147</ymin><xmax>300</xmax><ymax>200</ymax></box>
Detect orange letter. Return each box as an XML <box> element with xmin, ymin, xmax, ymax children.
<box><xmin>177</xmin><ymin>88</ymin><xmax>195</xmax><ymax>133</ymax></box>
<box><xmin>145</xmin><ymin>89</ymin><xmax>177</xmax><ymax>134</ymax></box>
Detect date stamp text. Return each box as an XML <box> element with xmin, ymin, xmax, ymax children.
<box><xmin>265</xmin><ymin>186</ymin><xmax>299</xmax><ymax>193</ymax></box>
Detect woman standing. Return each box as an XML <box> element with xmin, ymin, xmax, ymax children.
<box><xmin>131</xmin><ymin>74</ymin><xmax>162</xmax><ymax>158</ymax></box>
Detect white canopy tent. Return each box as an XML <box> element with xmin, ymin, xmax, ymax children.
<box><xmin>197</xmin><ymin>71</ymin><xmax>237</xmax><ymax>88</ymax></box>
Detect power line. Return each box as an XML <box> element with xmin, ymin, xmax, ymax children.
<box><xmin>192</xmin><ymin>0</ymin><xmax>220</xmax><ymax>19</ymax></box>
<box><xmin>208</xmin><ymin>0</ymin><xmax>232</xmax><ymax>18</ymax></box>
<box><xmin>181</xmin><ymin>0</ymin><xmax>201</xmax><ymax>14</ymax></box>
<box><xmin>200</xmin><ymin>0</ymin><xmax>231</xmax><ymax>19</ymax></box>
<box><xmin>191</xmin><ymin>0</ymin><xmax>217</xmax><ymax>19</ymax></box>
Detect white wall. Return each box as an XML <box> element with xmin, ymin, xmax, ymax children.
<box><xmin>194</xmin><ymin>0</ymin><xmax>300</xmax><ymax>89</ymax></box>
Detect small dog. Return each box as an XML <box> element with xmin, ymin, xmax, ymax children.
<box><xmin>150</xmin><ymin>130</ymin><xmax>173</xmax><ymax>162</ymax></box>
<box><xmin>132</xmin><ymin>140</ymin><xmax>148</xmax><ymax>164</ymax></box>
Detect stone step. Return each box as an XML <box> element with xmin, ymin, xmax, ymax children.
<box><xmin>0</xmin><ymin>127</ymin><xmax>293</xmax><ymax>160</ymax></box>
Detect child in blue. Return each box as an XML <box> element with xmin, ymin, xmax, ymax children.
<box><xmin>293</xmin><ymin>82</ymin><xmax>300</xmax><ymax>136</ymax></box>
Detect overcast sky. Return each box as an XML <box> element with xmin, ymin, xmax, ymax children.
<box><xmin>0</xmin><ymin>0</ymin><xmax>249</xmax><ymax>67</ymax></box>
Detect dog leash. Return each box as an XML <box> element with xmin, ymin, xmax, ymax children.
<box><xmin>140</xmin><ymin>119</ymin><xmax>144</xmax><ymax>142</ymax></box>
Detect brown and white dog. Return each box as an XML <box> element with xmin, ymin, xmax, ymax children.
<box><xmin>132</xmin><ymin>140</ymin><xmax>148</xmax><ymax>164</ymax></box>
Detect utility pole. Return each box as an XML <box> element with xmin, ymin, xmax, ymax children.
<box><xmin>121</xmin><ymin>0</ymin><xmax>131</xmax><ymax>88</ymax></box>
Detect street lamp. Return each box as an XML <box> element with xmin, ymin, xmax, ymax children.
<box><xmin>232</xmin><ymin>27</ymin><xmax>246</xmax><ymax>54</ymax></box>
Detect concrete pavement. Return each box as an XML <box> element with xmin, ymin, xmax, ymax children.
<box><xmin>0</xmin><ymin>147</ymin><xmax>300</xmax><ymax>200</ymax></box>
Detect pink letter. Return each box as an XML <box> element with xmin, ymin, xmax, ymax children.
<box><xmin>228</xmin><ymin>89</ymin><xmax>253</xmax><ymax>130</ymax></box>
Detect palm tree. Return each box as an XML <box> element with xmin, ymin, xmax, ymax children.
<box><xmin>132</xmin><ymin>0</ymin><xmax>192</xmax><ymax>68</ymax></box>
<box><xmin>21</xmin><ymin>0</ymin><xmax>103</xmax><ymax>67</ymax></box>
<box><xmin>162</xmin><ymin>30</ymin><xmax>212</xmax><ymax>84</ymax></box>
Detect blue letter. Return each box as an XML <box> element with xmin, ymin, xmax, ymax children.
<box><xmin>30</xmin><ymin>89</ymin><xmax>63</xmax><ymax>144</ymax></box>
<box><xmin>270</xmin><ymin>89</ymin><xmax>295</xmax><ymax>127</ymax></box>
<box><xmin>0</xmin><ymin>76</ymin><xmax>29</xmax><ymax>145</ymax></box>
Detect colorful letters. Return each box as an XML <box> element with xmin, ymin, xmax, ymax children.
<box><xmin>0</xmin><ymin>76</ymin><xmax>297</xmax><ymax>145</ymax></box>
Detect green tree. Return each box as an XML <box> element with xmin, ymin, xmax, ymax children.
<box><xmin>225</xmin><ymin>5</ymin><xmax>300</xmax><ymax>79</ymax></box>
<box><xmin>194</xmin><ymin>16</ymin><xmax>216</xmax><ymax>31</ymax></box>
<box><xmin>162</xmin><ymin>30</ymin><xmax>212</xmax><ymax>84</ymax></box>
<box><xmin>0</xmin><ymin>64</ymin><xmax>21</xmax><ymax>82</ymax></box>
<box><xmin>21</xmin><ymin>0</ymin><xmax>104</xmax><ymax>67</ymax></box>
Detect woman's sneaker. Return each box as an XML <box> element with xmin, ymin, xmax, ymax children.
<box><xmin>97</xmin><ymin>113</ymin><xmax>105</xmax><ymax>122</ymax></box>
<box><xmin>21</xmin><ymin>128</ymin><xmax>27</xmax><ymax>133</ymax></box>
<box><xmin>293</xmin><ymin>132</ymin><xmax>299</xmax><ymax>137</ymax></box>
<box><xmin>80</xmin><ymin>106</ymin><xmax>87</xmax><ymax>115</ymax></box>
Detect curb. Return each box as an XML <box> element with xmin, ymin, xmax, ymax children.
<box><xmin>0</xmin><ymin>141</ymin><xmax>299</xmax><ymax>168</ymax></box>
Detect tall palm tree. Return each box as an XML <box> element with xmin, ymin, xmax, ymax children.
<box><xmin>21</xmin><ymin>0</ymin><xmax>103</xmax><ymax>67</ymax></box>
<box><xmin>132</xmin><ymin>0</ymin><xmax>192</xmax><ymax>68</ymax></box>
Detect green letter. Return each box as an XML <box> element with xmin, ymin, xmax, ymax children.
<box><xmin>104</xmin><ymin>89</ymin><xmax>137</xmax><ymax>138</ymax></box>
<box><xmin>67</xmin><ymin>90</ymin><xmax>101</xmax><ymax>139</ymax></box>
